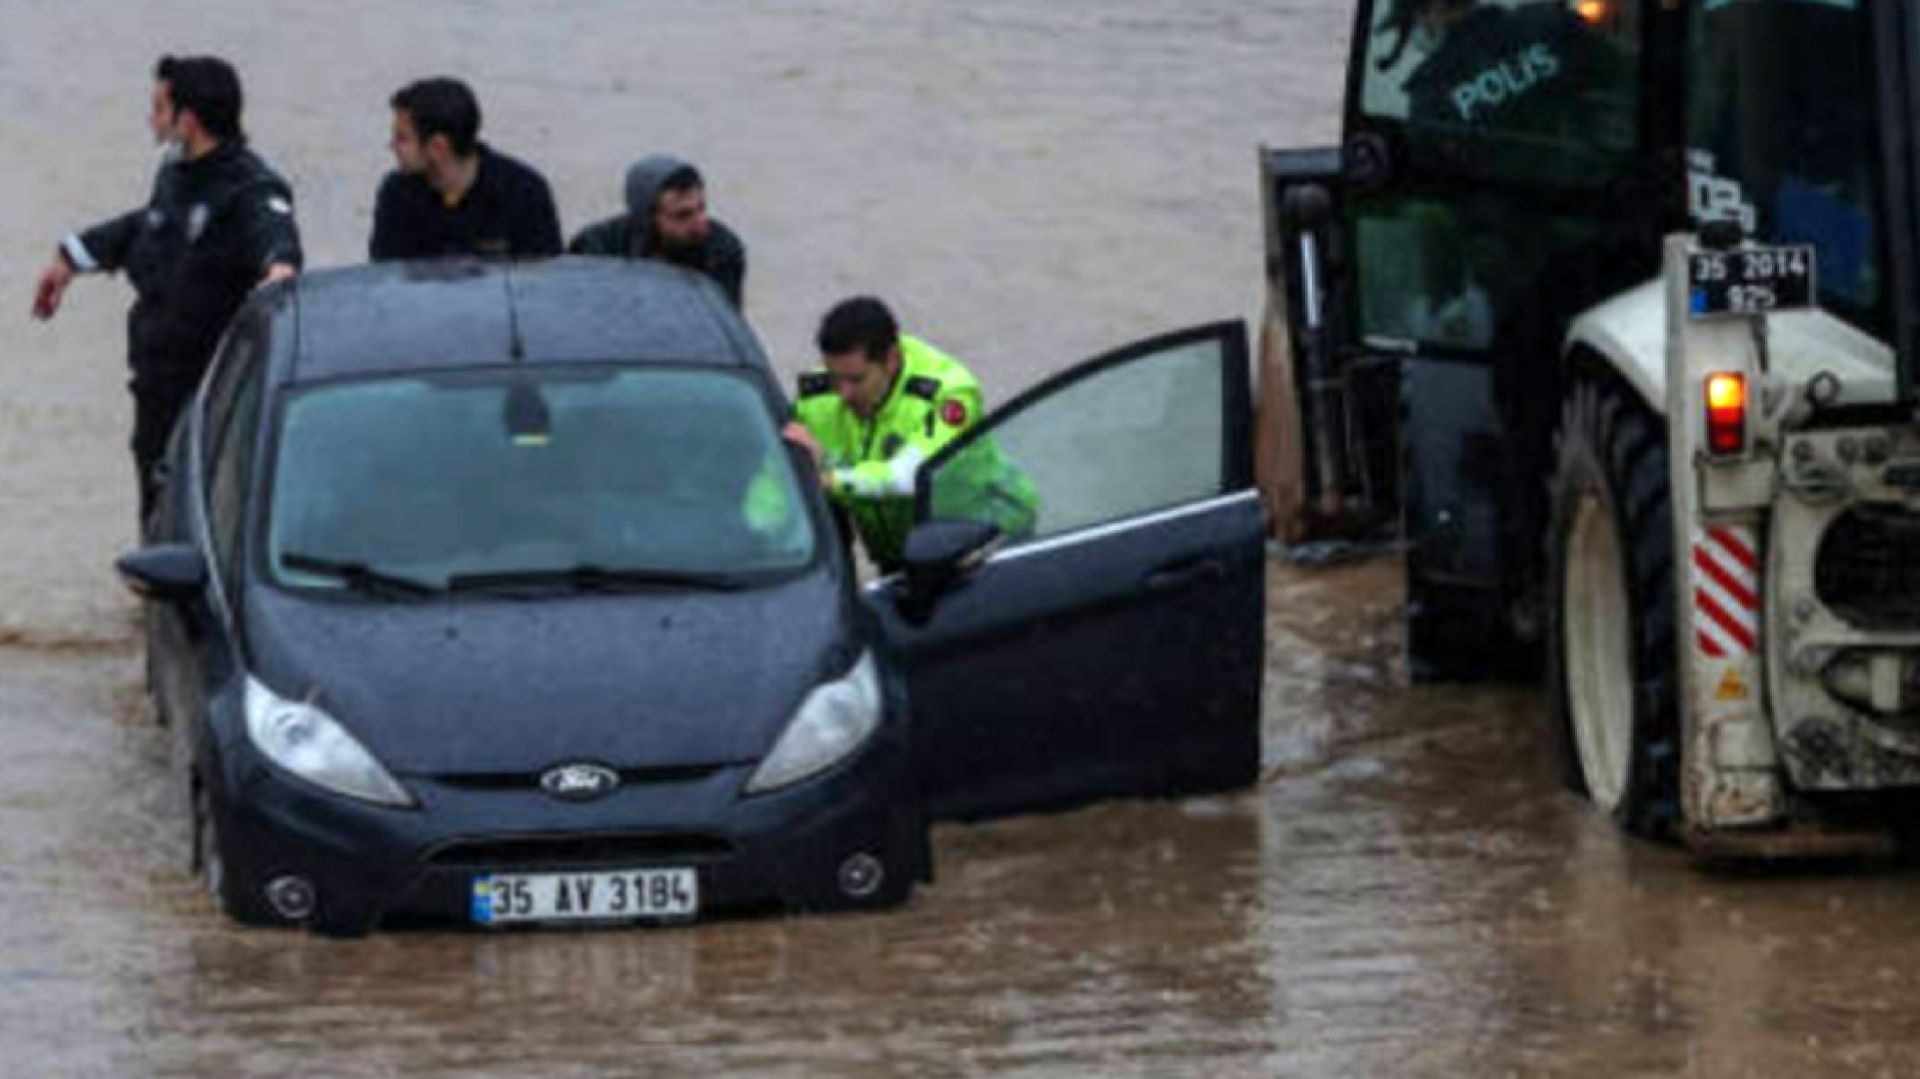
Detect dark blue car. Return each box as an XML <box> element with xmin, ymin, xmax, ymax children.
<box><xmin>120</xmin><ymin>258</ymin><xmax>1265</xmax><ymax>935</ymax></box>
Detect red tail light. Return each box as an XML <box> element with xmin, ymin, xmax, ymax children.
<box><xmin>1706</xmin><ymin>373</ymin><xmax>1747</xmax><ymax>455</ymax></box>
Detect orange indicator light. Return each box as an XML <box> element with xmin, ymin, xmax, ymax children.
<box><xmin>1706</xmin><ymin>373</ymin><xmax>1747</xmax><ymax>455</ymax></box>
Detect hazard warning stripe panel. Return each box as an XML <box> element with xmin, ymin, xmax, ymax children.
<box><xmin>1692</xmin><ymin>525</ymin><xmax>1760</xmax><ymax>658</ymax></box>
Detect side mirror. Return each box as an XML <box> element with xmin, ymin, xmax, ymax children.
<box><xmin>116</xmin><ymin>543</ymin><xmax>209</xmax><ymax>602</ymax></box>
<box><xmin>896</xmin><ymin>519</ymin><xmax>1000</xmax><ymax>623</ymax></box>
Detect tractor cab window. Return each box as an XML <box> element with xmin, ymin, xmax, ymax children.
<box><xmin>1346</xmin><ymin>0</ymin><xmax>1648</xmax><ymax>355</ymax></box>
<box><xmin>1686</xmin><ymin>0</ymin><xmax>1886</xmax><ymax>337</ymax></box>
<box><xmin>1361</xmin><ymin>0</ymin><xmax>1640</xmax><ymax>187</ymax></box>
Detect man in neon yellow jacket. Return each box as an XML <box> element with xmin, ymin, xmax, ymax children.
<box><xmin>783</xmin><ymin>296</ymin><xmax>1036</xmax><ymax>571</ymax></box>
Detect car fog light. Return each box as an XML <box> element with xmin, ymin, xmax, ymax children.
<box><xmin>265</xmin><ymin>875</ymin><xmax>318</xmax><ymax>921</ymax></box>
<box><xmin>838</xmin><ymin>852</ymin><xmax>884</xmax><ymax>898</ymax></box>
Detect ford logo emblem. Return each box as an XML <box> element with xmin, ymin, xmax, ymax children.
<box><xmin>539</xmin><ymin>763</ymin><xmax>620</xmax><ymax>802</ymax></box>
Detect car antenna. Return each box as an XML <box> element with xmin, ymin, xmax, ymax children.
<box><xmin>502</xmin><ymin>263</ymin><xmax>526</xmax><ymax>361</ymax></box>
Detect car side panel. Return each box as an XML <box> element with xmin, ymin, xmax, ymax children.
<box><xmin>874</xmin><ymin>491</ymin><xmax>1264</xmax><ymax>821</ymax></box>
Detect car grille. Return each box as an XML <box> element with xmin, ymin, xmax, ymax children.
<box><xmin>1816</xmin><ymin>503</ymin><xmax>1920</xmax><ymax>628</ymax></box>
<box><xmin>426</xmin><ymin>833</ymin><xmax>735</xmax><ymax>868</ymax></box>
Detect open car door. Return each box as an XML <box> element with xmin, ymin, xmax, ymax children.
<box><xmin>867</xmin><ymin>322</ymin><xmax>1265</xmax><ymax>821</ymax></box>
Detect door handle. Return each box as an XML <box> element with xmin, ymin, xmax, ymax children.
<box><xmin>1143</xmin><ymin>559</ymin><xmax>1227</xmax><ymax>593</ymax></box>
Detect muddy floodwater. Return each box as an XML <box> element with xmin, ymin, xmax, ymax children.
<box><xmin>7</xmin><ymin>3</ymin><xmax>1920</xmax><ymax>1077</ymax></box>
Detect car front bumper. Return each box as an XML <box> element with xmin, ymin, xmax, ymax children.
<box><xmin>208</xmin><ymin>731</ymin><xmax>927</xmax><ymax>936</ymax></box>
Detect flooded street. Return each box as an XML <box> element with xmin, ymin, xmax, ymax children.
<box><xmin>6</xmin><ymin>2</ymin><xmax>1920</xmax><ymax>1076</ymax></box>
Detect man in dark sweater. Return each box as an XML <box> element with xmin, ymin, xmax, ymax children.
<box><xmin>369</xmin><ymin>78</ymin><xmax>561</xmax><ymax>260</ymax></box>
<box><xmin>568</xmin><ymin>155</ymin><xmax>747</xmax><ymax>308</ymax></box>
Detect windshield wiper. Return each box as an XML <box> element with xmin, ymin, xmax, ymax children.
<box><xmin>281</xmin><ymin>552</ymin><xmax>441</xmax><ymax>598</ymax></box>
<box><xmin>445</xmin><ymin>564</ymin><xmax>749</xmax><ymax>595</ymax></box>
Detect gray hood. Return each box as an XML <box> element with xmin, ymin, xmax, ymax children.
<box><xmin>622</xmin><ymin>153</ymin><xmax>695</xmax><ymax>255</ymax></box>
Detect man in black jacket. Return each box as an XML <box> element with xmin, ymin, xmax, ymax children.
<box><xmin>568</xmin><ymin>155</ymin><xmax>747</xmax><ymax>308</ymax></box>
<box><xmin>31</xmin><ymin>55</ymin><xmax>302</xmax><ymax>524</ymax></box>
<box><xmin>370</xmin><ymin>78</ymin><xmax>562</xmax><ymax>260</ymax></box>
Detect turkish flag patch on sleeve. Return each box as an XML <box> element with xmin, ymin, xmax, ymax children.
<box><xmin>940</xmin><ymin>399</ymin><xmax>969</xmax><ymax>427</ymax></box>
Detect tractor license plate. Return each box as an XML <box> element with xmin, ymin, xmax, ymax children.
<box><xmin>472</xmin><ymin>868</ymin><xmax>698</xmax><ymax>925</ymax></box>
<box><xmin>1689</xmin><ymin>244</ymin><xmax>1816</xmax><ymax>318</ymax></box>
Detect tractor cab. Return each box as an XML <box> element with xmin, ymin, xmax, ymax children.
<box><xmin>1260</xmin><ymin>0</ymin><xmax>1920</xmax><ymax>847</ymax></box>
<box><xmin>1260</xmin><ymin>0</ymin><xmax>1912</xmax><ymax>677</ymax></box>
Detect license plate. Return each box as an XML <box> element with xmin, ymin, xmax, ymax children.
<box><xmin>1688</xmin><ymin>244</ymin><xmax>1816</xmax><ymax>318</ymax></box>
<box><xmin>472</xmin><ymin>868</ymin><xmax>698</xmax><ymax>925</ymax></box>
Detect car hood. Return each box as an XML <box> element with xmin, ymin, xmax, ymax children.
<box><xmin>241</xmin><ymin>571</ymin><xmax>854</xmax><ymax>776</ymax></box>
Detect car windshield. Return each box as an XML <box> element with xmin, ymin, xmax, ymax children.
<box><xmin>265</xmin><ymin>366</ymin><xmax>815</xmax><ymax>592</ymax></box>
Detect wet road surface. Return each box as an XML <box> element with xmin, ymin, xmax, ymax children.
<box><xmin>7</xmin><ymin>3</ymin><xmax>1920</xmax><ymax>1077</ymax></box>
<box><xmin>12</xmin><ymin>562</ymin><xmax>1920</xmax><ymax>1077</ymax></box>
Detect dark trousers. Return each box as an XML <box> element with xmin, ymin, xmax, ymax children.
<box><xmin>131</xmin><ymin>377</ymin><xmax>195</xmax><ymax>530</ymax></box>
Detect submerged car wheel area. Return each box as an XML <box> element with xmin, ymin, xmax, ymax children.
<box><xmin>122</xmin><ymin>259</ymin><xmax>1264</xmax><ymax>934</ymax></box>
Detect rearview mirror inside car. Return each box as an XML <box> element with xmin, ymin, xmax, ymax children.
<box><xmin>116</xmin><ymin>543</ymin><xmax>209</xmax><ymax>602</ymax></box>
<box><xmin>896</xmin><ymin>519</ymin><xmax>1000</xmax><ymax>623</ymax></box>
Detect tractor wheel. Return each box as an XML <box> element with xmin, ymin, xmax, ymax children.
<box><xmin>1545</xmin><ymin>378</ymin><xmax>1679</xmax><ymax>838</ymax></box>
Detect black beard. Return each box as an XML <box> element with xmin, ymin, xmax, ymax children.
<box><xmin>658</xmin><ymin>238</ymin><xmax>702</xmax><ymax>266</ymax></box>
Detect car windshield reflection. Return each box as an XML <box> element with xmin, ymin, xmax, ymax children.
<box><xmin>265</xmin><ymin>365</ymin><xmax>815</xmax><ymax>593</ymax></box>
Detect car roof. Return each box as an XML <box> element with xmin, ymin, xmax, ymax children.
<box><xmin>277</xmin><ymin>257</ymin><xmax>768</xmax><ymax>385</ymax></box>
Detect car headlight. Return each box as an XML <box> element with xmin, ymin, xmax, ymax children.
<box><xmin>244</xmin><ymin>677</ymin><xmax>414</xmax><ymax>808</ymax></box>
<box><xmin>745</xmin><ymin>652</ymin><xmax>883</xmax><ymax>795</ymax></box>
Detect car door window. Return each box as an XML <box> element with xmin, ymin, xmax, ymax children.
<box><xmin>205</xmin><ymin>331</ymin><xmax>266</xmax><ymax>590</ymax></box>
<box><xmin>919</xmin><ymin>324</ymin><xmax>1247</xmax><ymax>544</ymax></box>
<box><xmin>200</xmin><ymin>320</ymin><xmax>261</xmax><ymax>468</ymax></box>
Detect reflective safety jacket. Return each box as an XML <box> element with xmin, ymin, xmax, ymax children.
<box><xmin>795</xmin><ymin>335</ymin><xmax>1036</xmax><ymax>570</ymax></box>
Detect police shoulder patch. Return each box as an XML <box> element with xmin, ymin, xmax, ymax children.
<box><xmin>799</xmin><ymin>372</ymin><xmax>832</xmax><ymax>397</ymax></box>
<box><xmin>904</xmin><ymin>375</ymin><xmax>941</xmax><ymax>401</ymax></box>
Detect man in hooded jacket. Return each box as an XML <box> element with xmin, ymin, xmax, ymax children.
<box><xmin>567</xmin><ymin>154</ymin><xmax>747</xmax><ymax>308</ymax></box>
